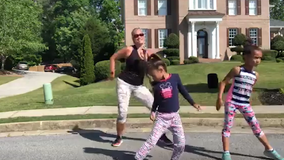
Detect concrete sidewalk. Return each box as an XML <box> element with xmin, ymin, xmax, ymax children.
<box><xmin>0</xmin><ymin>105</ymin><xmax>283</xmax><ymax>119</ymax></box>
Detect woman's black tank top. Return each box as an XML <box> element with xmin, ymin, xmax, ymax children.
<box><xmin>118</xmin><ymin>45</ymin><xmax>147</xmax><ymax>86</ymax></box>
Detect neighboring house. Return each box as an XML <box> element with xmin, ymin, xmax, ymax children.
<box><xmin>270</xmin><ymin>19</ymin><xmax>284</xmax><ymax>38</ymax></box>
<box><xmin>120</xmin><ymin>0</ymin><xmax>270</xmax><ymax>62</ymax></box>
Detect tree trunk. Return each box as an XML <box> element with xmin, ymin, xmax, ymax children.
<box><xmin>0</xmin><ymin>55</ymin><xmax>7</xmax><ymax>71</ymax></box>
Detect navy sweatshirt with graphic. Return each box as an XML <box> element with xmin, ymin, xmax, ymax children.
<box><xmin>151</xmin><ymin>74</ymin><xmax>195</xmax><ymax>113</ymax></box>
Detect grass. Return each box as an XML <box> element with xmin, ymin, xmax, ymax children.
<box><xmin>0</xmin><ymin>62</ymin><xmax>283</xmax><ymax>112</ymax></box>
<box><xmin>0</xmin><ymin>76</ymin><xmax>21</xmax><ymax>85</ymax></box>
<box><xmin>2</xmin><ymin>113</ymin><xmax>284</xmax><ymax>124</ymax></box>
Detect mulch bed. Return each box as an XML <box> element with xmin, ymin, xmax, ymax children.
<box><xmin>0</xmin><ymin>70</ymin><xmax>22</xmax><ymax>76</ymax></box>
<box><xmin>259</xmin><ymin>89</ymin><xmax>284</xmax><ymax>105</ymax></box>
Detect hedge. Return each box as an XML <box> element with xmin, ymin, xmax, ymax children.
<box><xmin>94</xmin><ymin>60</ymin><xmax>121</xmax><ymax>81</ymax></box>
<box><xmin>162</xmin><ymin>58</ymin><xmax>170</xmax><ymax>66</ymax></box>
<box><xmin>171</xmin><ymin>60</ymin><xmax>180</xmax><ymax>65</ymax></box>
<box><xmin>184</xmin><ymin>56</ymin><xmax>199</xmax><ymax>64</ymax></box>
<box><xmin>230</xmin><ymin>55</ymin><xmax>243</xmax><ymax>61</ymax></box>
<box><xmin>163</xmin><ymin>49</ymin><xmax>179</xmax><ymax>57</ymax></box>
<box><xmin>262</xmin><ymin>50</ymin><xmax>278</xmax><ymax>58</ymax></box>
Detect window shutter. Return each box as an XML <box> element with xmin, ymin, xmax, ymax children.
<box><xmin>148</xmin><ymin>29</ymin><xmax>152</xmax><ymax>48</ymax></box>
<box><xmin>245</xmin><ymin>0</ymin><xmax>249</xmax><ymax>15</ymax></box>
<box><xmin>154</xmin><ymin>0</ymin><xmax>158</xmax><ymax>15</ymax></box>
<box><xmin>246</xmin><ymin>28</ymin><xmax>250</xmax><ymax>38</ymax></box>
<box><xmin>147</xmin><ymin>0</ymin><xmax>151</xmax><ymax>15</ymax></box>
<box><xmin>155</xmin><ymin>29</ymin><xmax>159</xmax><ymax>48</ymax></box>
<box><xmin>257</xmin><ymin>0</ymin><xmax>261</xmax><ymax>15</ymax></box>
<box><xmin>227</xmin><ymin>28</ymin><xmax>229</xmax><ymax>47</ymax></box>
<box><xmin>226</xmin><ymin>0</ymin><xmax>228</xmax><ymax>15</ymax></box>
<box><xmin>237</xmin><ymin>0</ymin><xmax>241</xmax><ymax>15</ymax></box>
<box><xmin>238</xmin><ymin>28</ymin><xmax>242</xmax><ymax>34</ymax></box>
<box><xmin>258</xmin><ymin>28</ymin><xmax>262</xmax><ymax>46</ymax></box>
<box><xmin>134</xmin><ymin>0</ymin><xmax>138</xmax><ymax>15</ymax></box>
<box><xmin>167</xmin><ymin>0</ymin><xmax>171</xmax><ymax>15</ymax></box>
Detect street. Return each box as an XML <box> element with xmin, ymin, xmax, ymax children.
<box><xmin>0</xmin><ymin>129</ymin><xmax>283</xmax><ymax>160</ymax></box>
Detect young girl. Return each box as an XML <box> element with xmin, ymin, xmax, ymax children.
<box><xmin>216</xmin><ymin>44</ymin><xmax>284</xmax><ymax>160</ymax></box>
<box><xmin>135</xmin><ymin>54</ymin><xmax>202</xmax><ymax>160</ymax></box>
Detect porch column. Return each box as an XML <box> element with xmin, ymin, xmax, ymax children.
<box><xmin>191</xmin><ymin>22</ymin><xmax>197</xmax><ymax>57</ymax></box>
<box><xmin>187</xmin><ymin>24</ymin><xmax>192</xmax><ymax>57</ymax></box>
<box><xmin>211</xmin><ymin>27</ymin><xmax>216</xmax><ymax>59</ymax></box>
<box><xmin>215</xmin><ymin>21</ymin><xmax>220</xmax><ymax>59</ymax></box>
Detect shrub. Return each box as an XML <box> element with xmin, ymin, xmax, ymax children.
<box><xmin>271</xmin><ymin>35</ymin><xmax>284</xmax><ymax>49</ymax></box>
<box><xmin>80</xmin><ymin>34</ymin><xmax>95</xmax><ymax>86</ymax></box>
<box><xmin>233</xmin><ymin>34</ymin><xmax>247</xmax><ymax>46</ymax></box>
<box><xmin>262</xmin><ymin>50</ymin><xmax>278</xmax><ymax>58</ymax></box>
<box><xmin>171</xmin><ymin>60</ymin><xmax>180</xmax><ymax>65</ymax></box>
<box><xmin>94</xmin><ymin>60</ymin><xmax>121</xmax><ymax>81</ymax></box>
<box><xmin>163</xmin><ymin>49</ymin><xmax>179</xmax><ymax>57</ymax></box>
<box><xmin>272</xmin><ymin>40</ymin><xmax>284</xmax><ymax>53</ymax></box>
<box><xmin>277</xmin><ymin>52</ymin><xmax>284</xmax><ymax>58</ymax></box>
<box><xmin>276</xmin><ymin>58</ymin><xmax>283</xmax><ymax>63</ymax></box>
<box><xmin>230</xmin><ymin>54</ymin><xmax>243</xmax><ymax>61</ymax></box>
<box><xmin>184</xmin><ymin>56</ymin><xmax>199</xmax><ymax>64</ymax></box>
<box><xmin>230</xmin><ymin>46</ymin><xmax>244</xmax><ymax>55</ymax></box>
<box><xmin>164</xmin><ymin>33</ymin><xmax>179</xmax><ymax>48</ymax></box>
<box><xmin>4</xmin><ymin>56</ymin><xmax>14</xmax><ymax>70</ymax></box>
<box><xmin>167</xmin><ymin>56</ymin><xmax>180</xmax><ymax>61</ymax></box>
<box><xmin>162</xmin><ymin>58</ymin><xmax>170</xmax><ymax>66</ymax></box>
<box><xmin>261</xmin><ymin>55</ymin><xmax>274</xmax><ymax>61</ymax></box>
<box><xmin>121</xmin><ymin>62</ymin><xmax>126</xmax><ymax>71</ymax></box>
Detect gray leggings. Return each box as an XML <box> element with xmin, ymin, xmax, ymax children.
<box><xmin>116</xmin><ymin>78</ymin><xmax>154</xmax><ymax>123</ymax></box>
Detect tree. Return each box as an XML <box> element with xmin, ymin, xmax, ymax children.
<box><xmin>270</xmin><ymin>0</ymin><xmax>284</xmax><ymax>21</ymax></box>
<box><xmin>80</xmin><ymin>34</ymin><xmax>95</xmax><ymax>86</ymax></box>
<box><xmin>0</xmin><ymin>0</ymin><xmax>46</xmax><ymax>70</ymax></box>
<box><xmin>164</xmin><ymin>33</ymin><xmax>179</xmax><ymax>48</ymax></box>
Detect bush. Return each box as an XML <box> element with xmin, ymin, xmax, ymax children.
<box><xmin>230</xmin><ymin>46</ymin><xmax>244</xmax><ymax>55</ymax></box>
<box><xmin>80</xmin><ymin>34</ymin><xmax>95</xmax><ymax>86</ymax></box>
<box><xmin>167</xmin><ymin>56</ymin><xmax>180</xmax><ymax>61</ymax></box>
<box><xmin>163</xmin><ymin>49</ymin><xmax>179</xmax><ymax>57</ymax></box>
<box><xmin>230</xmin><ymin>55</ymin><xmax>243</xmax><ymax>61</ymax></box>
<box><xmin>276</xmin><ymin>58</ymin><xmax>283</xmax><ymax>63</ymax></box>
<box><xmin>94</xmin><ymin>60</ymin><xmax>121</xmax><ymax>81</ymax></box>
<box><xmin>162</xmin><ymin>58</ymin><xmax>170</xmax><ymax>66</ymax></box>
<box><xmin>262</xmin><ymin>50</ymin><xmax>278</xmax><ymax>58</ymax></box>
<box><xmin>262</xmin><ymin>55</ymin><xmax>275</xmax><ymax>61</ymax></box>
<box><xmin>171</xmin><ymin>60</ymin><xmax>180</xmax><ymax>65</ymax></box>
<box><xmin>121</xmin><ymin>62</ymin><xmax>126</xmax><ymax>71</ymax></box>
<box><xmin>184</xmin><ymin>56</ymin><xmax>199</xmax><ymax>64</ymax></box>
<box><xmin>277</xmin><ymin>52</ymin><xmax>284</xmax><ymax>58</ymax></box>
<box><xmin>233</xmin><ymin>34</ymin><xmax>247</xmax><ymax>46</ymax></box>
<box><xmin>272</xmin><ymin>40</ymin><xmax>284</xmax><ymax>52</ymax></box>
<box><xmin>4</xmin><ymin>56</ymin><xmax>14</xmax><ymax>70</ymax></box>
<box><xmin>164</xmin><ymin>33</ymin><xmax>179</xmax><ymax>48</ymax></box>
<box><xmin>271</xmin><ymin>35</ymin><xmax>284</xmax><ymax>48</ymax></box>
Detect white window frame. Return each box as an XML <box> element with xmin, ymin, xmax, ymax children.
<box><xmin>249</xmin><ymin>0</ymin><xmax>257</xmax><ymax>15</ymax></box>
<box><xmin>189</xmin><ymin>0</ymin><xmax>216</xmax><ymax>10</ymax></box>
<box><xmin>141</xmin><ymin>29</ymin><xmax>148</xmax><ymax>48</ymax></box>
<box><xmin>228</xmin><ymin>28</ymin><xmax>239</xmax><ymax>47</ymax></box>
<box><xmin>158</xmin><ymin>29</ymin><xmax>168</xmax><ymax>48</ymax></box>
<box><xmin>138</xmin><ymin>0</ymin><xmax>147</xmax><ymax>16</ymax></box>
<box><xmin>249</xmin><ymin>28</ymin><xmax>258</xmax><ymax>45</ymax></box>
<box><xmin>228</xmin><ymin>0</ymin><xmax>237</xmax><ymax>15</ymax></box>
<box><xmin>158</xmin><ymin>0</ymin><xmax>167</xmax><ymax>16</ymax></box>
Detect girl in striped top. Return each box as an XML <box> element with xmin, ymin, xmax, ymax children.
<box><xmin>216</xmin><ymin>44</ymin><xmax>284</xmax><ymax>160</ymax></box>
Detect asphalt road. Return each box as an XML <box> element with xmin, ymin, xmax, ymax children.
<box><xmin>0</xmin><ymin>129</ymin><xmax>283</xmax><ymax>160</ymax></box>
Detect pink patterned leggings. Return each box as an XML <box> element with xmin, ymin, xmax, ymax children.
<box><xmin>222</xmin><ymin>102</ymin><xmax>264</xmax><ymax>137</ymax></box>
<box><xmin>135</xmin><ymin>112</ymin><xmax>185</xmax><ymax>160</ymax></box>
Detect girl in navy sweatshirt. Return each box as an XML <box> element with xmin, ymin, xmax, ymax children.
<box><xmin>135</xmin><ymin>54</ymin><xmax>202</xmax><ymax>160</ymax></box>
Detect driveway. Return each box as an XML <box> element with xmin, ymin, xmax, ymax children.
<box><xmin>0</xmin><ymin>71</ymin><xmax>62</xmax><ymax>99</ymax></box>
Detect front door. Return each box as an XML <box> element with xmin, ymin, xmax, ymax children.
<box><xmin>197</xmin><ymin>30</ymin><xmax>208</xmax><ymax>58</ymax></box>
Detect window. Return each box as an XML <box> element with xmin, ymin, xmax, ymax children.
<box><xmin>190</xmin><ymin>0</ymin><xmax>215</xmax><ymax>10</ymax></box>
<box><xmin>228</xmin><ymin>28</ymin><xmax>238</xmax><ymax>46</ymax></box>
<box><xmin>158</xmin><ymin>29</ymin><xmax>168</xmax><ymax>48</ymax></box>
<box><xmin>141</xmin><ymin>29</ymin><xmax>148</xmax><ymax>48</ymax></box>
<box><xmin>249</xmin><ymin>28</ymin><xmax>258</xmax><ymax>45</ymax></box>
<box><xmin>228</xmin><ymin>0</ymin><xmax>237</xmax><ymax>15</ymax></box>
<box><xmin>138</xmin><ymin>0</ymin><xmax>147</xmax><ymax>16</ymax></box>
<box><xmin>249</xmin><ymin>0</ymin><xmax>257</xmax><ymax>15</ymax></box>
<box><xmin>158</xmin><ymin>0</ymin><xmax>167</xmax><ymax>16</ymax></box>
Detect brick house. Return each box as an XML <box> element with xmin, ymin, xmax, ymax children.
<box><xmin>120</xmin><ymin>0</ymin><xmax>270</xmax><ymax>63</ymax></box>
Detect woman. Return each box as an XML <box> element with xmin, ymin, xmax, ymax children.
<box><xmin>109</xmin><ymin>28</ymin><xmax>172</xmax><ymax>147</ymax></box>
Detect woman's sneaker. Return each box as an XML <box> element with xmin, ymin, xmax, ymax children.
<box><xmin>222</xmin><ymin>152</ymin><xmax>232</xmax><ymax>160</ymax></box>
<box><xmin>158</xmin><ymin>134</ymin><xmax>173</xmax><ymax>146</ymax></box>
<box><xmin>263</xmin><ymin>150</ymin><xmax>284</xmax><ymax>160</ymax></box>
<box><xmin>111</xmin><ymin>136</ymin><xmax>123</xmax><ymax>147</ymax></box>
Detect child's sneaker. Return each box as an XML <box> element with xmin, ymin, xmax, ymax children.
<box><xmin>222</xmin><ymin>152</ymin><xmax>232</xmax><ymax>160</ymax></box>
<box><xmin>263</xmin><ymin>150</ymin><xmax>284</xmax><ymax>160</ymax></box>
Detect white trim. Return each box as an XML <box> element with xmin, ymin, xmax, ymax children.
<box><xmin>270</xmin><ymin>26</ymin><xmax>284</xmax><ymax>28</ymax></box>
<box><xmin>189</xmin><ymin>0</ymin><xmax>216</xmax><ymax>10</ymax></box>
<box><xmin>188</xmin><ymin>18</ymin><xmax>222</xmax><ymax>22</ymax></box>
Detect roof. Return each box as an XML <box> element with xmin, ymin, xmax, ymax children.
<box><xmin>187</xmin><ymin>10</ymin><xmax>225</xmax><ymax>16</ymax></box>
<box><xmin>270</xmin><ymin>19</ymin><xmax>284</xmax><ymax>27</ymax></box>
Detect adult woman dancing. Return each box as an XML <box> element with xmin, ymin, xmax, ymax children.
<box><xmin>109</xmin><ymin>28</ymin><xmax>172</xmax><ymax>147</ymax></box>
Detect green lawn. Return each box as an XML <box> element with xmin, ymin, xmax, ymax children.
<box><xmin>0</xmin><ymin>62</ymin><xmax>283</xmax><ymax>112</ymax></box>
<box><xmin>0</xmin><ymin>76</ymin><xmax>21</xmax><ymax>85</ymax></box>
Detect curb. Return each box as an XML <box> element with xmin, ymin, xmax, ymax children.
<box><xmin>0</xmin><ymin>118</ymin><xmax>283</xmax><ymax>132</ymax></box>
